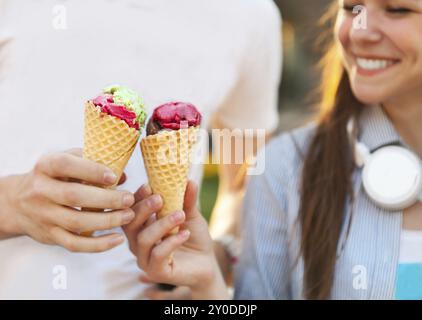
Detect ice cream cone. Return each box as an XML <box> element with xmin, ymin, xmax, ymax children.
<box><xmin>83</xmin><ymin>101</ymin><xmax>139</xmax><ymax>184</ymax></box>
<box><xmin>81</xmin><ymin>101</ymin><xmax>140</xmax><ymax>236</ymax></box>
<box><xmin>141</xmin><ymin>126</ymin><xmax>199</xmax><ymax>235</ymax></box>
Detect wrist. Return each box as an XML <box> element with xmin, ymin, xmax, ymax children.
<box><xmin>0</xmin><ymin>175</ymin><xmax>23</xmax><ymax>238</ymax></box>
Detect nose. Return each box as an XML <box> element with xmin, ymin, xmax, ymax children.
<box><xmin>349</xmin><ymin>7</ymin><xmax>383</xmax><ymax>44</ymax></box>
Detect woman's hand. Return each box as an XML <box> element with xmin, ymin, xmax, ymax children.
<box><xmin>0</xmin><ymin>148</ymin><xmax>135</xmax><ymax>252</ymax></box>
<box><xmin>124</xmin><ymin>181</ymin><xmax>229</xmax><ymax>299</ymax></box>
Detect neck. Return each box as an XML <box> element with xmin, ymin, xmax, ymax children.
<box><xmin>382</xmin><ymin>95</ymin><xmax>422</xmax><ymax>159</ymax></box>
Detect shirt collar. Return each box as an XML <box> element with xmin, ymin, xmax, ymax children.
<box><xmin>358</xmin><ymin>104</ymin><xmax>403</xmax><ymax>152</ymax></box>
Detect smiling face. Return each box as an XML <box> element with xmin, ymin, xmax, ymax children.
<box><xmin>336</xmin><ymin>0</ymin><xmax>422</xmax><ymax>104</ymax></box>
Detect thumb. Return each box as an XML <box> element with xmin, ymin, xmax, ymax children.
<box><xmin>66</xmin><ymin>148</ymin><xmax>83</xmax><ymax>157</ymax></box>
<box><xmin>183</xmin><ymin>180</ymin><xmax>200</xmax><ymax>220</ymax></box>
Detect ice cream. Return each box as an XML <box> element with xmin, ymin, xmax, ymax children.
<box><xmin>84</xmin><ymin>85</ymin><xmax>146</xmax><ymax>181</ymax></box>
<box><xmin>91</xmin><ymin>85</ymin><xmax>147</xmax><ymax>131</ymax></box>
<box><xmin>146</xmin><ymin>102</ymin><xmax>202</xmax><ymax>135</ymax></box>
<box><xmin>141</xmin><ymin>102</ymin><xmax>201</xmax><ymax>235</ymax></box>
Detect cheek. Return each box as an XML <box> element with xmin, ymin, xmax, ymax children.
<box><xmin>335</xmin><ymin>14</ymin><xmax>352</xmax><ymax>51</ymax></box>
<box><xmin>387</xmin><ymin>20</ymin><xmax>422</xmax><ymax>65</ymax></box>
<box><xmin>386</xmin><ymin>20</ymin><xmax>422</xmax><ymax>83</ymax></box>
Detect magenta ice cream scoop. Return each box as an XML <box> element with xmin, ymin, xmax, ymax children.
<box><xmin>146</xmin><ymin>102</ymin><xmax>202</xmax><ymax>135</ymax></box>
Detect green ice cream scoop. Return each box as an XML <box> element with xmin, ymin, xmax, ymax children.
<box><xmin>104</xmin><ymin>85</ymin><xmax>147</xmax><ymax>126</ymax></box>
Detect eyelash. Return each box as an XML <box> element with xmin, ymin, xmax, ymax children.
<box><xmin>342</xmin><ymin>5</ymin><xmax>356</xmax><ymax>12</ymax></box>
<box><xmin>386</xmin><ymin>7</ymin><xmax>411</xmax><ymax>14</ymax></box>
<box><xmin>341</xmin><ymin>5</ymin><xmax>412</xmax><ymax>14</ymax></box>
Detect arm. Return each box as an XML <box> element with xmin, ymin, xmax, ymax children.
<box><xmin>0</xmin><ymin>175</ymin><xmax>22</xmax><ymax>239</ymax></box>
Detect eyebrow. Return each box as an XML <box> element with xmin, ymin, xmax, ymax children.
<box><xmin>379</xmin><ymin>0</ymin><xmax>422</xmax><ymax>6</ymax></box>
<box><xmin>395</xmin><ymin>0</ymin><xmax>422</xmax><ymax>4</ymax></box>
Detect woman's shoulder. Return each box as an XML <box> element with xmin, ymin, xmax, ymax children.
<box><xmin>247</xmin><ymin>122</ymin><xmax>317</xmax><ymax>217</ymax></box>
<box><xmin>244</xmin><ymin>122</ymin><xmax>317</xmax><ymax>225</ymax></box>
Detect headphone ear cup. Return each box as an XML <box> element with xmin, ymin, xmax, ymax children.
<box><xmin>361</xmin><ymin>146</ymin><xmax>422</xmax><ymax>211</ymax></box>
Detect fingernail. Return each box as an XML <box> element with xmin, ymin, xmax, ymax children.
<box><xmin>149</xmin><ymin>194</ymin><xmax>162</xmax><ymax>207</ymax></box>
<box><xmin>123</xmin><ymin>193</ymin><xmax>134</xmax><ymax>207</ymax></box>
<box><xmin>122</xmin><ymin>210</ymin><xmax>135</xmax><ymax>224</ymax></box>
<box><xmin>179</xmin><ymin>230</ymin><xmax>190</xmax><ymax>239</ymax></box>
<box><xmin>109</xmin><ymin>235</ymin><xmax>125</xmax><ymax>246</ymax></box>
<box><xmin>104</xmin><ymin>170</ymin><xmax>117</xmax><ymax>184</ymax></box>
<box><xmin>171</xmin><ymin>211</ymin><xmax>184</xmax><ymax>223</ymax></box>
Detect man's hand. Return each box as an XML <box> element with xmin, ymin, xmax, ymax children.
<box><xmin>0</xmin><ymin>148</ymin><xmax>135</xmax><ymax>252</ymax></box>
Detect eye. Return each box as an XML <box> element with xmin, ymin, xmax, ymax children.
<box><xmin>342</xmin><ymin>3</ymin><xmax>364</xmax><ymax>14</ymax></box>
<box><xmin>386</xmin><ymin>7</ymin><xmax>412</xmax><ymax>14</ymax></box>
<box><xmin>342</xmin><ymin>4</ymin><xmax>355</xmax><ymax>12</ymax></box>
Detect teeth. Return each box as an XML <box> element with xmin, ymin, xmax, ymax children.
<box><xmin>356</xmin><ymin>58</ymin><xmax>395</xmax><ymax>71</ymax></box>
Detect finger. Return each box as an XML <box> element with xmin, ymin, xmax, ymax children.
<box><xmin>184</xmin><ymin>181</ymin><xmax>199</xmax><ymax>218</ymax></box>
<box><xmin>127</xmin><ymin>213</ymin><xmax>157</xmax><ymax>252</ymax></box>
<box><xmin>50</xmin><ymin>206</ymin><xmax>135</xmax><ymax>233</ymax></box>
<box><xmin>139</xmin><ymin>273</ymin><xmax>155</xmax><ymax>284</ymax></box>
<box><xmin>50</xmin><ymin>227</ymin><xmax>125</xmax><ymax>253</ymax></box>
<box><xmin>66</xmin><ymin>148</ymin><xmax>83</xmax><ymax>157</ymax></box>
<box><xmin>126</xmin><ymin>195</ymin><xmax>162</xmax><ymax>231</ymax></box>
<box><xmin>41</xmin><ymin>178</ymin><xmax>134</xmax><ymax>209</ymax></box>
<box><xmin>148</xmin><ymin>229</ymin><xmax>191</xmax><ymax>271</ymax></box>
<box><xmin>118</xmin><ymin>172</ymin><xmax>127</xmax><ymax>186</ymax></box>
<box><xmin>123</xmin><ymin>195</ymin><xmax>161</xmax><ymax>255</ymax></box>
<box><xmin>137</xmin><ymin>211</ymin><xmax>186</xmax><ymax>269</ymax></box>
<box><xmin>35</xmin><ymin>152</ymin><xmax>118</xmax><ymax>186</ymax></box>
<box><xmin>134</xmin><ymin>184</ymin><xmax>152</xmax><ymax>203</ymax></box>
<box><xmin>145</xmin><ymin>213</ymin><xmax>157</xmax><ymax>228</ymax></box>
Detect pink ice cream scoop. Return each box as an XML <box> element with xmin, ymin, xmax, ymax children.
<box><xmin>92</xmin><ymin>94</ymin><xmax>140</xmax><ymax>130</ymax></box>
<box><xmin>146</xmin><ymin>102</ymin><xmax>202</xmax><ymax>135</ymax></box>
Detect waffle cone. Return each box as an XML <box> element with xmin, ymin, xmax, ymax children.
<box><xmin>83</xmin><ymin>102</ymin><xmax>140</xmax><ymax>186</ymax></box>
<box><xmin>81</xmin><ymin>102</ymin><xmax>140</xmax><ymax>236</ymax></box>
<box><xmin>141</xmin><ymin>126</ymin><xmax>199</xmax><ymax>235</ymax></box>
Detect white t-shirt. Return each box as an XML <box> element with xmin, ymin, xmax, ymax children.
<box><xmin>399</xmin><ymin>230</ymin><xmax>422</xmax><ymax>264</ymax></box>
<box><xmin>0</xmin><ymin>0</ymin><xmax>282</xmax><ymax>299</ymax></box>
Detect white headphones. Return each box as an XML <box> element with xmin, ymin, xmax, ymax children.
<box><xmin>348</xmin><ymin>118</ymin><xmax>422</xmax><ymax>211</ymax></box>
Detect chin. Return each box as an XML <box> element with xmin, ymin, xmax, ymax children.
<box><xmin>350</xmin><ymin>82</ymin><xmax>388</xmax><ymax>105</ymax></box>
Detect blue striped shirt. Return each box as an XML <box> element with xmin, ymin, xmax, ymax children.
<box><xmin>234</xmin><ymin>105</ymin><xmax>407</xmax><ymax>299</ymax></box>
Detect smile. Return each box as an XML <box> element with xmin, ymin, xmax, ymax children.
<box><xmin>355</xmin><ymin>57</ymin><xmax>400</xmax><ymax>76</ymax></box>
